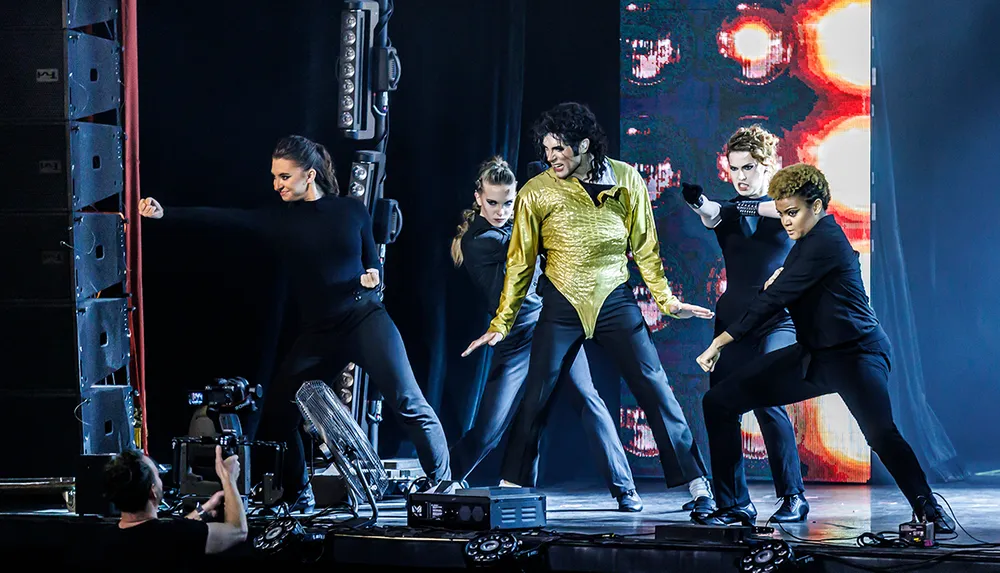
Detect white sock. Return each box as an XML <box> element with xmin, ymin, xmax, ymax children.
<box><xmin>499</xmin><ymin>479</ymin><xmax>520</xmax><ymax>488</ymax></box>
<box><xmin>688</xmin><ymin>476</ymin><xmax>712</xmax><ymax>500</ymax></box>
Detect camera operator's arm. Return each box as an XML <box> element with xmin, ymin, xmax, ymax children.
<box><xmin>185</xmin><ymin>490</ymin><xmax>224</xmax><ymax>521</ymax></box>
<box><xmin>204</xmin><ymin>446</ymin><xmax>248</xmax><ymax>554</ymax></box>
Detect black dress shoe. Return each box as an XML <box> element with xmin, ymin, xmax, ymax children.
<box><xmin>770</xmin><ymin>493</ymin><xmax>809</xmax><ymax>523</ymax></box>
<box><xmin>694</xmin><ymin>501</ymin><xmax>757</xmax><ymax>526</ymax></box>
<box><xmin>918</xmin><ymin>495</ymin><xmax>956</xmax><ymax>535</ymax></box>
<box><xmin>688</xmin><ymin>495</ymin><xmax>718</xmax><ymax>522</ymax></box>
<box><xmin>617</xmin><ymin>490</ymin><xmax>643</xmax><ymax>512</ymax></box>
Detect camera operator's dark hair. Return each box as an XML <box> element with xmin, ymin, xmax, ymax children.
<box><xmin>273</xmin><ymin>135</ymin><xmax>340</xmax><ymax>196</ymax></box>
<box><xmin>531</xmin><ymin>102</ymin><xmax>609</xmax><ymax>181</ymax></box>
<box><xmin>104</xmin><ymin>449</ymin><xmax>155</xmax><ymax>512</ymax></box>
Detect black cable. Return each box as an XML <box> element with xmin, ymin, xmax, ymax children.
<box><xmin>764</xmin><ymin>492</ymin><xmax>1000</xmax><ymax>573</ymax></box>
<box><xmin>932</xmin><ymin>492</ymin><xmax>996</xmax><ymax>547</ymax></box>
<box><xmin>766</xmin><ymin>515</ymin><xmax>867</xmax><ymax>545</ymax></box>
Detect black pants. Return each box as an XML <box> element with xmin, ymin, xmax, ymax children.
<box><xmin>703</xmin><ymin>335</ymin><xmax>933</xmax><ymax>510</ymax></box>
<box><xmin>450</xmin><ymin>320</ymin><xmax>636</xmax><ymax>497</ymax></box>
<box><xmin>710</xmin><ymin>324</ymin><xmax>804</xmax><ymax>500</ymax></box>
<box><xmin>500</xmin><ymin>284</ymin><xmax>708</xmax><ymax>488</ymax></box>
<box><xmin>255</xmin><ymin>297</ymin><xmax>450</xmax><ymax>497</ymax></box>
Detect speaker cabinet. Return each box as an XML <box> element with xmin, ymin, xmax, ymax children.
<box><xmin>0</xmin><ymin>212</ymin><xmax>125</xmax><ymax>302</ymax></box>
<box><xmin>0</xmin><ymin>0</ymin><xmax>120</xmax><ymax>30</ymax></box>
<box><xmin>0</xmin><ymin>297</ymin><xmax>130</xmax><ymax>393</ymax></box>
<box><xmin>0</xmin><ymin>385</ymin><xmax>133</xmax><ymax>479</ymax></box>
<box><xmin>0</xmin><ymin>30</ymin><xmax>120</xmax><ymax>121</ymax></box>
<box><xmin>0</xmin><ymin>122</ymin><xmax>123</xmax><ymax>212</ymax></box>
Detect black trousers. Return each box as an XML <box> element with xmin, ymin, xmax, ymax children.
<box><xmin>255</xmin><ymin>295</ymin><xmax>450</xmax><ymax>497</ymax></box>
<box><xmin>500</xmin><ymin>284</ymin><xmax>708</xmax><ymax>488</ymax></box>
<box><xmin>710</xmin><ymin>324</ymin><xmax>804</xmax><ymax>500</ymax></box>
<box><xmin>450</xmin><ymin>319</ymin><xmax>636</xmax><ymax>497</ymax></box>
<box><xmin>703</xmin><ymin>335</ymin><xmax>933</xmax><ymax>510</ymax></box>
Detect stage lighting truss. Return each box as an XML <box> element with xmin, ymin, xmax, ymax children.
<box><xmin>338</xmin><ymin>1</ymin><xmax>379</xmax><ymax>139</ymax></box>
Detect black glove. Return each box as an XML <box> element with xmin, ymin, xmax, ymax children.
<box><xmin>681</xmin><ymin>182</ymin><xmax>704</xmax><ymax>207</ymax></box>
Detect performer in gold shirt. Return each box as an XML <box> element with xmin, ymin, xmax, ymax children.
<box><xmin>463</xmin><ymin>102</ymin><xmax>717</xmax><ymax>517</ymax></box>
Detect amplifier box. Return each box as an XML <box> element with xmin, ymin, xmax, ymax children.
<box><xmin>407</xmin><ymin>487</ymin><xmax>546</xmax><ymax>531</ymax></box>
<box><xmin>900</xmin><ymin>520</ymin><xmax>936</xmax><ymax>547</ymax></box>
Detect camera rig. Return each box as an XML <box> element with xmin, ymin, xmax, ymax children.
<box><xmin>171</xmin><ymin>377</ymin><xmax>285</xmax><ymax>510</ymax></box>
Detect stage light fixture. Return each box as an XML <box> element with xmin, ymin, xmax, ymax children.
<box><xmin>347</xmin><ymin>151</ymin><xmax>381</xmax><ymax>200</ymax></box>
<box><xmin>338</xmin><ymin>1</ymin><xmax>379</xmax><ymax>139</ymax></box>
<box><xmin>464</xmin><ymin>532</ymin><xmax>522</xmax><ymax>566</ymax></box>
<box><xmin>334</xmin><ymin>363</ymin><xmax>357</xmax><ymax>410</ymax></box>
<box><xmin>741</xmin><ymin>539</ymin><xmax>796</xmax><ymax>572</ymax></box>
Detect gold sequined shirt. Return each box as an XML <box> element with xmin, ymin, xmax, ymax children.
<box><xmin>488</xmin><ymin>158</ymin><xmax>680</xmax><ymax>339</ymax></box>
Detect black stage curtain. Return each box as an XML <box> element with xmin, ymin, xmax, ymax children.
<box><xmin>871</xmin><ymin>0</ymin><xmax>1000</xmax><ymax>478</ymax></box>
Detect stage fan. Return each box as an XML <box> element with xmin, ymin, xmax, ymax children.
<box><xmin>296</xmin><ymin>380</ymin><xmax>389</xmax><ymax>521</ymax></box>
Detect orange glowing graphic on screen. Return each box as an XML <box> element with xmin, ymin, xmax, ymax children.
<box><xmin>632</xmin><ymin>280</ymin><xmax>683</xmax><ymax>333</ymax></box>
<box><xmin>624</xmin><ymin>3</ymin><xmax>652</xmax><ymax>13</ymax></box>
<box><xmin>740</xmin><ymin>396</ymin><xmax>870</xmax><ymax>481</ymax></box>
<box><xmin>717</xmin><ymin>4</ymin><xmax>794</xmax><ymax>85</ymax></box>
<box><xmin>622</xmin><ymin>406</ymin><xmax>659</xmax><ymax>457</ymax></box>
<box><xmin>796</xmin><ymin>0</ymin><xmax>872</xmax><ymax>96</ymax></box>
<box><xmin>628</xmin><ymin>38</ymin><xmax>681</xmax><ymax>84</ymax></box>
<box><xmin>633</xmin><ymin>158</ymin><xmax>680</xmax><ymax>202</ymax></box>
<box><xmin>706</xmin><ymin>264</ymin><xmax>727</xmax><ymax>301</ymax></box>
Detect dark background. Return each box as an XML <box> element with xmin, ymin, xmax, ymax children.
<box><xmin>134</xmin><ymin>0</ymin><xmax>1000</xmax><ymax>490</ymax></box>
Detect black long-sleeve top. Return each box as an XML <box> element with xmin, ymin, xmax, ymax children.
<box><xmin>166</xmin><ymin>195</ymin><xmax>382</xmax><ymax>329</ymax></box>
<box><xmin>727</xmin><ymin>215</ymin><xmax>885</xmax><ymax>351</ymax></box>
<box><xmin>460</xmin><ymin>214</ymin><xmax>542</xmax><ymax>329</ymax></box>
<box><xmin>711</xmin><ymin>196</ymin><xmax>794</xmax><ymax>338</ymax></box>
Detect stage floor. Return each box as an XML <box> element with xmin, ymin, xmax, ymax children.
<box><xmin>368</xmin><ymin>478</ymin><xmax>1000</xmax><ymax>543</ymax></box>
<box><xmin>3</xmin><ymin>477</ymin><xmax>1000</xmax><ymax>571</ymax></box>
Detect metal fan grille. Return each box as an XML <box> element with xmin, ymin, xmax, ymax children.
<box><xmin>296</xmin><ymin>380</ymin><xmax>389</xmax><ymax>501</ymax></box>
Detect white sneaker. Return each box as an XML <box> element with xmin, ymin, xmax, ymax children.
<box><xmin>498</xmin><ymin>479</ymin><xmax>521</xmax><ymax>488</ymax></box>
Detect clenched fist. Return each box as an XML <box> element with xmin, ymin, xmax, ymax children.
<box><xmin>138</xmin><ymin>197</ymin><xmax>164</xmax><ymax>219</ymax></box>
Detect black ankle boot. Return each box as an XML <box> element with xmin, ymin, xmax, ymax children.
<box><xmin>918</xmin><ymin>495</ymin><xmax>955</xmax><ymax>535</ymax></box>
<box><xmin>770</xmin><ymin>493</ymin><xmax>809</xmax><ymax>523</ymax></box>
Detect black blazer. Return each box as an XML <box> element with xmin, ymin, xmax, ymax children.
<box><xmin>727</xmin><ymin>215</ymin><xmax>885</xmax><ymax>351</ymax></box>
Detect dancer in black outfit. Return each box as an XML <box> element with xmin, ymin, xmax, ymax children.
<box><xmin>681</xmin><ymin>125</ymin><xmax>807</xmax><ymax>524</ymax></box>
<box><xmin>139</xmin><ymin>135</ymin><xmax>450</xmax><ymax>510</ymax></box>
<box><xmin>450</xmin><ymin>156</ymin><xmax>641</xmax><ymax>511</ymax></box>
<box><xmin>694</xmin><ymin>163</ymin><xmax>954</xmax><ymax>533</ymax></box>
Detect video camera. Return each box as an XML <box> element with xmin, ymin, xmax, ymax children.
<box><xmin>171</xmin><ymin>376</ymin><xmax>285</xmax><ymax>509</ymax></box>
<box><xmin>188</xmin><ymin>376</ymin><xmax>262</xmax><ymax>412</ymax></box>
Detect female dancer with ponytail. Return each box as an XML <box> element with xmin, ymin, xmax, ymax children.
<box><xmin>450</xmin><ymin>156</ymin><xmax>642</xmax><ymax>512</ymax></box>
<box><xmin>139</xmin><ymin>135</ymin><xmax>450</xmax><ymax>511</ymax></box>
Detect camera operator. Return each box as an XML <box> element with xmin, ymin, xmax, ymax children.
<box><xmin>103</xmin><ymin>446</ymin><xmax>248</xmax><ymax>563</ymax></box>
